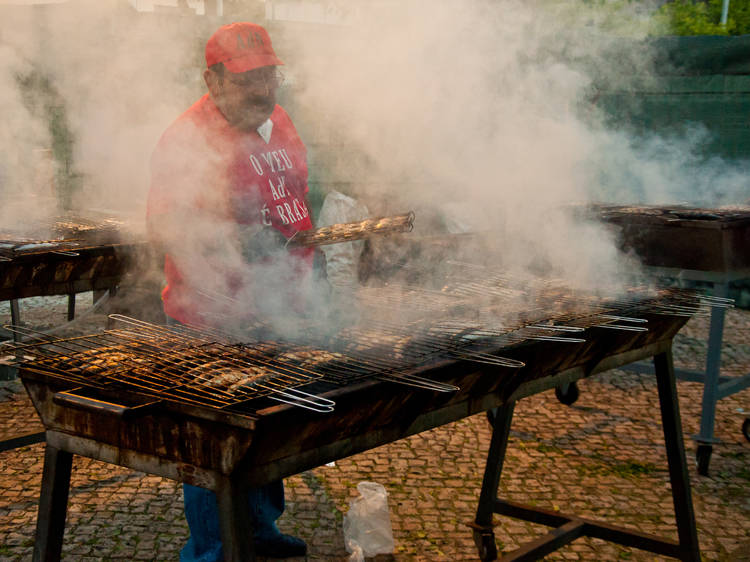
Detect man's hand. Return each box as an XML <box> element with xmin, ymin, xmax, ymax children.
<box><xmin>238</xmin><ymin>224</ymin><xmax>289</xmax><ymax>262</ymax></box>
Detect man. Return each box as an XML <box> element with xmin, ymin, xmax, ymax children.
<box><xmin>147</xmin><ymin>22</ymin><xmax>312</xmax><ymax>560</ymax></box>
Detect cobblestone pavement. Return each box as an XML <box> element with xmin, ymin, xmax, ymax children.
<box><xmin>0</xmin><ymin>299</ymin><xmax>748</xmax><ymax>561</ymax></box>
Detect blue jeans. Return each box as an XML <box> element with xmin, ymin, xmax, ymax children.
<box><xmin>180</xmin><ymin>481</ymin><xmax>286</xmax><ymax>562</ymax></box>
<box><xmin>164</xmin><ymin>316</ymin><xmax>287</xmax><ymax>562</ymax></box>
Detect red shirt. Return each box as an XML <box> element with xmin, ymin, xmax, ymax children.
<box><xmin>147</xmin><ymin>95</ymin><xmax>314</xmax><ymax>326</ymax></box>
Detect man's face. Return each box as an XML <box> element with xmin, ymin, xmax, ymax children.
<box><xmin>205</xmin><ymin>65</ymin><xmax>281</xmax><ymax>131</ymax></box>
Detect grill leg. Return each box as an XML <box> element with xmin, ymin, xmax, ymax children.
<box><xmin>693</xmin><ymin>281</ymin><xmax>728</xmax><ymax>475</ymax></box>
<box><xmin>216</xmin><ymin>477</ymin><xmax>255</xmax><ymax>562</ymax></box>
<box><xmin>10</xmin><ymin>299</ymin><xmax>21</xmax><ymax>342</ymax></box>
<box><xmin>473</xmin><ymin>403</ymin><xmax>516</xmax><ymax>561</ymax></box>
<box><xmin>33</xmin><ymin>444</ymin><xmax>73</xmax><ymax>562</ymax></box>
<box><xmin>67</xmin><ymin>294</ymin><xmax>75</xmax><ymax>321</ymax></box>
<box><xmin>654</xmin><ymin>349</ymin><xmax>701</xmax><ymax>562</ymax></box>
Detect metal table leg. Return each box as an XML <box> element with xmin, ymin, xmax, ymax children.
<box><xmin>66</xmin><ymin>294</ymin><xmax>75</xmax><ymax>321</ymax></box>
<box><xmin>472</xmin><ymin>403</ymin><xmax>515</xmax><ymax>561</ymax></box>
<box><xmin>654</xmin><ymin>350</ymin><xmax>701</xmax><ymax>560</ymax></box>
<box><xmin>33</xmin><ymin>442</ymin><xmax>73</xmax><ymax>562</ymax></box>
<box><xmin>10</xmin><ymin>299</ymin><xmax>21</xmax><ymax>342</ymax></box>
<box><xmin>694</xmin><ymin>282</ymin><xmax>727</xmax><ymax>475</ymax></box>
<box><xmin>30</xmin><ymin>442</ymin><xmax>256</xmax><ymax>561</ymax></box>
<box><xmin>615</xmin><ymin>281</ymin><xmax>749</xmax><ymax>475</ymax></box>
<box><xmin>216</xmin><ymin>476</ymin><xmax>255</xmax><ymax>562</ymax></box>
<box><xmin>471</xmin><ymin>348</ymin><xmax>701</xmax><ymax>561</ymax></box>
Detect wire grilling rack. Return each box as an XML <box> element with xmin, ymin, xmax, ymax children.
<box><xmin>1</xmin><ymin>264</ymin><xmax>730</xmax><ymax>415</ymax></box>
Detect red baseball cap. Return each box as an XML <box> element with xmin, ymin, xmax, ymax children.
<box><xmin>205</xmin><ymin>22</ymin><xmax>284</xmax><ymax>73</ymax></box>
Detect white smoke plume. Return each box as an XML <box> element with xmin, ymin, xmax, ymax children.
<box><xmin>0</xmin><ymin>0</ymin><xmax>746</xmax><ymax>309</ymax></box>
<box><xmin>276</xmin><ymin>0</ymin><xmax>748</xmax><ymax>290</ymax></box>
<box><xmin>0</xmin><ymin>0</ymin><xmax>206</xmax><ymax>227</ymax></box>
<box><xmin>587</xmin><ymin>123</ymin><xmax>750</xmax><ymax>206</ymax></box>
<box><xmin>0</xmin><ymin>28</ymin><xmax>55</xmax><ymax>228</ymax></box>
<box><xmin>278</xmin><ymin>1</ymin><xmax>632</xmax><ymax>290</ymax></box>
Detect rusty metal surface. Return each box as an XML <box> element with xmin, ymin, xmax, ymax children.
<box><xmin>22</xmin><ymin>375</ymin><xmax>256</xmax><ymax>481</ymax></box>
<box><xmin>0</xmin><ymin>243</ymin><xmax>147</xmax><ymax>301</ymax></box>
<box><xmin>0</xmin><ymin>211</ymin><xmax>148</xmax><ymax>301</ymax></box>
<box><xmin>590</xmin><ymin>204</ymin><xmax>750</xmax><ymax>273</ymax></box>
<box><xmin>18</xmin><ymin>312</ymin><xmax>687</xmax><ymax>489</ymax></box>
<box><xmin>242</xmin><ymin>312</ymin><xmax>687</xmax><ymax>482</ymax></box>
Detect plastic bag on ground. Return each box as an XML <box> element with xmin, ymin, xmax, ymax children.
<box><xmin>343</xmin><ymin>481</ymin><xmax>395</xmax><ymax>560</ymax></box>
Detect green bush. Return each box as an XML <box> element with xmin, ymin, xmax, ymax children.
<box><xmin>654</xmin><ymin>0</ymin><xmax>750</xmax><ymax>36</ymax></box>
<box><xmin>538</xmin><ymin>0</ymin><xmax>750</xmax><ymax>37</ymax></box>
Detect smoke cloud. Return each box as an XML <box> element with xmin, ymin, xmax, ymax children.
<box><xmin>587</xmin><ymin>123</ymin><xmax>750</xmax><ymax>206</ymax></box>
<box><xmin>0</xmin><ymin>0</ymin><xmax>206</xmax><ymax>228</ymax></box>
<box><xmin>278</xmin><ymin>0</ymin><xmax>748</xmax><ymax>289</ymax></box>
<box><xmin>0</xmin><ymin>0</ymin><xmax>747</xmax><ymax>310</ymax></box>
<box><xmin>0</xmin><ymin>27</ymin><xmax>55</xmax><ymax>228</ymax></box>
<box><xmin>279</xmin><ymin>1</ymin><xmax>628</xmax><ymax>289</ymax></box>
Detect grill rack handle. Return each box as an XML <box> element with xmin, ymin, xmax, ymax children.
<box><xmin>53</xmin><ymin>389</ymin><xmax>159</xmax><ymax>419</ymax></box>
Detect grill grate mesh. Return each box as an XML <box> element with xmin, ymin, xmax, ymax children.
<box><xmin>1</xmin><ymin>263</ymin><xmax>730</xmax><ymax>415</ymax></box>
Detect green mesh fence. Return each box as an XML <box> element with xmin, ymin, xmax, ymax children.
<box><xmin>594</xmin><ymin>35</ymin><xmax>750</xmax><ymax>162</ymax></box>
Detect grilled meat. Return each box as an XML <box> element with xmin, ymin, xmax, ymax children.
<box><xmin>275</xmin><ymin>348</ymin><xmax>344</xmax><ymax>368</ymax></box>
<box><xmin>187</xmin><ymin>360</ymin><xmax>270</xmax><ymax>393</ymax></box>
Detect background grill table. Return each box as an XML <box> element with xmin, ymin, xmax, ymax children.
<box><xmin>0</xmin><ymin>213</ymin><xmax>147</xmax><ymax>327</ymax></box>
<box><xmin>590</xmin><ymin>204</ymin><xmax>750</xmax><ymax>475</ymax></box>
<box><xmin>0</xmin><ymin>214</ymin><xmax>149</xmax><ymax>451</ymax></box>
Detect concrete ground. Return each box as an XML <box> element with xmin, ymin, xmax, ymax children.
<box><xmin>0</xmin><ymin>296</ymin><xmax>748</xmax><ymax>561</ymax></box>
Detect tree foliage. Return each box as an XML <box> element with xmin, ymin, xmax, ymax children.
<box><xmin>654</xmin><ymin>0</ymin><xmax>750</xmax><ymax>36</ymax></box>
<box><xmin>537</xmin><ymin>0</ymin><xmax>750</xmax><ymax>37</ymax></box>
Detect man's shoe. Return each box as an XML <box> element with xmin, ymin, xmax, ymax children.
<box><xmin>255</xmin><ymin>533</ymin><xmax>307</xmax><ymax>558</ymax></box>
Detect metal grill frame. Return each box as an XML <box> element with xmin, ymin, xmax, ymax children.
<box><xmin>0</xmin><ymin>243</ymin><xmax>141</xmax><ymax>301</ymax></box>
<box><xmin>5</xmin><ymin>321</ymin><xmax>339</xmax><ymax>414</ymax></box>
<box><xmin>24</xmin><ymin>310</ymin><xmax>701</xmax><ymax>561</ymax></box>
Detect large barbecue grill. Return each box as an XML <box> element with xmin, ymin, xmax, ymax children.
<box><xmin>2</xmin><ymin>265</ymin><xmax>717</xmax><ymax>561</ymax></box>
<box><xmin>588</xmin><ymin>203</ymin><xmax>750</xmax><ymax>474</ymax></box>
<box><xmin>0</xmin><ymin>210</ymin><xmax>413</xmax><ymax>449</ymax></box>
<box><xmin>0</xmin><ymin>240</ymin><xmax>142</xmax><ymax>308</ymax></box>
<box><xmin>0</xmin><ymin>213</ymin><xmax>148</xmax><ymax>319</ymax></box>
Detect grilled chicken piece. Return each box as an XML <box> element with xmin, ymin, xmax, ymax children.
<box><xmin>226</xmin><ymin>366</ymin><xmax>269</xmax><ymax>393</ymax></box>
<box><xmin>62</xmin><ymin>347</ymin><xmax>147</xmax><ymax>375</ymax></box>
<box><xmin>187</xmin><ymin>360</ymin><xmax>270</xmax><ymax>394</ymax></box>
<box><xmin>276</xmin><ymin>349</ymin><xmax>344</xmax><ymax>368</ymax></box>
<box><xmin>206</xmin><ymin>368</ymin><xmax>245</xmax><ymax>388</ymax></box>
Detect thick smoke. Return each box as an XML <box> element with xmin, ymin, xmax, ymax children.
<box><xmin>0</xmin><ymin>25</ymin><xmax>56</xmax><ymax>229</ymax></box>
<box><xmin>587</xmin><ymin>124</ymin><xmax>750</xmax><ymax>206</ymax></box>
<box><xmin>1</xmin><ymin>0</ymin><xmax>747</xmax><ymax>312</ymax></box>
<box><xmin>0</xmin><ymin>0</ymin><xmax>205</xmax><ymax>227</ymax></box>
<box><xmin>277</xmin><ymin>0</ymin><xmax>748</xmax><ymax>291</ymax></box>
<box><xmin>280</xmin><ymin>1</ymin><xmax>635</xmax><ymax>290</ymax></box>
